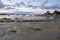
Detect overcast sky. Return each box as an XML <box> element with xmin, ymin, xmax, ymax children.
<box><xmin>0</xmin><ymin>0</ymin><xmax>60</xmax><ymax>14</ymax></box>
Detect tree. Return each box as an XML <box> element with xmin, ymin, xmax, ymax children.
<box><xmin>44</xmin><ymin>11</ymin><xmax>52</xmax><ymax>15</ymax></box>
<box><xmin>53</xmin><ymin>10</ymin><xmax>60</xmax><ymax>15</ymax></box>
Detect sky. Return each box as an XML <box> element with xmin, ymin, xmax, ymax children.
<box><xmin>0</xmin><ymin>0</ymin><xmax>60</xmax><ymax>14</ymax></box>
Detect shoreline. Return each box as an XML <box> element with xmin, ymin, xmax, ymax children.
<box><xmin>0</xmin><ymin>20</ymin><xmax>59</xmax><ymax>22</ymax></box>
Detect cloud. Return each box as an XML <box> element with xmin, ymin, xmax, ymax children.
<box><xmin>20</xmin><ymin>2</ymin><xmax>25</xmax><ymax>6</ymax></box>
<box><xmin>7</xmin><ymin>0</ymin><xmax>12</xmax><ymax>2</ymax></box>
<box><xmin>0</xmin><ymin>0</ymin><xmax>5</xmax><ymax>8</ymax></box>
<box><xmin>0</xmin><ymin>0</ymin><xmax>60</xmax><ymax>10</ymax></box>
<box><xmin>41</xmin><ymin>0</ymin><xmax>60</xmax><ymax>9</ymax></box>
<box><xmin>0</xmin><ymin>9</ymin><xmax>15</xmax><ymax>13</ymax></box>
<box><xmin>4</xmin><ymin>6</ymin><xmax>16</xmax><ymax>10</ymax></box>
<box><xmin>26</xmin><ymin>5</ymin><xmax>38</xmax><ymax>9</ymax></box>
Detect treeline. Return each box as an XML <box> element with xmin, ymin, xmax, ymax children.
<box><xmin>44</xmin><ymin>10</ymin><xmax>60</xmax><ymax>15</ymax></box>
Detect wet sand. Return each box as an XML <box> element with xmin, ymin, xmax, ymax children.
<box><xmin>0</xmin><ymin>21</ymin><xmax>60</xmax><ymax>40</ymax></box>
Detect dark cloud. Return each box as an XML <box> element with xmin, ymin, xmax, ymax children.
<box><xmin>40</xmin><ymin>0</ymin><xmax>60</xmax><ymax>9</ymax></box>
<box><xmin>27</xmin><ymin>5</ymin><xmax>37</xmax><ymax>8</ymax></box>
<box><xmin>14</xmin><ymin>2</ymin><xmax>25</xmax><ymax>7</ymax></box>
<box><xmin>20</xmin><ymin>2</ymin><xmax>25</xmax><ymax>6</ymax></box>
<box><xmin>15</xmin><ymin>3</ymin><xmax>21</xmax><ymax>6</ymax></box>
<box><xmin>41</xmin><ymin>0</ymin><xmax>48</xmax><ymax>7</ymax></box>
<box><xmin>7</xmin><ymin>0</ymin><xmax>12</xmax><ymax>1</ymax></box>
<box><xmin>0</xmin><ymin>0</ymin><xmax>5</xmax><ymax>8</ymax></box>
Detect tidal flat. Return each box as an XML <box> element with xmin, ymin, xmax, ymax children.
<box><xmin>0</xmin><ymin>21</ymin><xmax>60</xmax><ymax>40</ymax></box>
